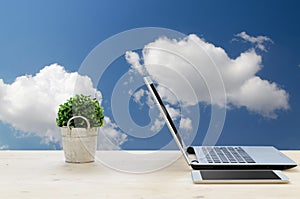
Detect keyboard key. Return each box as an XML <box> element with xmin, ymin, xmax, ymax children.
<box><xmin>202</xmin><ymin>146</ymin><xmax>255</xmax><ymax>164</ymax></box>
<box><xmin>236</xmin><ymin>147</ymin><xmax>256</xmax><ymax>163</ymax></box>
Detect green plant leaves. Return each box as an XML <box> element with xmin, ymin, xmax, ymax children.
<box><xmin>56</xmin><ymin>94</ymin><xmax>104</xmax><ymax>128</ymax></box>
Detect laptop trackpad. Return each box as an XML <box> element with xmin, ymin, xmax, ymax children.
<box><xmin>243</xmin><ymin>147</ymin><xmax>291</xmax><ymax>163</ymax></box>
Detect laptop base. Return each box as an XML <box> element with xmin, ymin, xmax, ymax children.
<box><xmin>187</xmin><ymin>146</ymin><xmax>297</xmax><ymax>170</ymax></box>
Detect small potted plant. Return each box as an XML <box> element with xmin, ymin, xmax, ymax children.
<box><xmin>56</xmin><ymin>94</ymin><xmax>104</xmax><ymax>163</ymax></box>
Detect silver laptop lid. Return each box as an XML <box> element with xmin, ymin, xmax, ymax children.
<box><xmin>144</xmin><ymin>76</ymin><xmax>192</xmax><ymax>165</ymax></box>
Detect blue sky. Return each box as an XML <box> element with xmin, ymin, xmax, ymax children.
<box><xmin>0</xmin><ymin>0</ymin><xmax>299</xmax><ymax>150</ymax></box>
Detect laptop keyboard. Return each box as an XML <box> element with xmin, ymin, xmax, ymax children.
<box><xmin>202</xmin><ymin>146</ymin><xmax>256</xmax><ymax>163</ymax></box>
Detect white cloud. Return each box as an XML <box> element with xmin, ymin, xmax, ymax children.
<box><xmin>125</xmin><ymin>51</ymin><xmax>147</xmax><ymax>75</ymax></box>
<box><xmin>150</xmin><ymin>117</ymin><xmax>165</xmax><ymax>132</ymax></box>
<box><xmin>148</xmin><ymin>106</ymin><xmax>193</xmax><ymax>133</ymax></box>
<box><xmin>0</xmin><ymin>144</ymin><xmax>9</xmax><ymax>150</ymax></box>
<box><xmin>97</xmin><ymin>117</ymin><xmax>128</xmax><ymax>150</ymax></box>
<box><xmin>138</xmin><ymin>88</ymin><xmax>193</xmax><ymax>133</ymax></box>
<box><xmin>0</xmin><ymin>64</ymin><xmax>127</xmax><ymax>148</ymax></box>
<box><xmin>125</xmin><ymin>34</ymin><xmax>289</xmax><ymax>118</ymax></box>
<box><xmin>235</xmin><ymin>31</ymin><xmax>273</xmax><ymax>52</ymax></box>
<box><xmin>180</xmin><ymin>117</ymin><xmax>192</xmax><ymax>132</ymax></box>
<box><xmin>229</xmin><ymin>77</ymin><xmax>289</xmax><ymax>118</ymax></box>
<box><xmin>165</xmin><ymin>104</ymin><xmax>180</xmax><ymax>120</ymax></box>
<box><xmin>132</xmin><ymin>88</ymin><xmax>145</xmax><ymax>104</ymax></box>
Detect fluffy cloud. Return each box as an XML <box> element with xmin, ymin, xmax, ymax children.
<box><xmin>150</xmin><ymin>118</ymin><xmax>165</xmax><ymax>132</ymax></box>
<box><xmin>0</xmin><ymin>64</ymin><xmax>127</xmax><ymax>147</ymax></box>
<box><xmin>131</xmin><ymin>87</ymin><xmax>193</xmax><ymax>132</ymax></box>
<box><xmin>149</xmin><ymin>104</ymin><xmax>182</xmax><ymax>132</ymax></box>
<box><xmin>229</xmin><ymin>77</ymin><xmax>289</xmax><ymax>118</ymax></box>
<box><xmin>0</xmin><ymin>144</ymin><xmax>9</xmax><ymax>150</ymax></box>
<box><xmin>97</xmin><ymin>117</ymin><xmax>128</xmax><ymax>149</ymax></box>
<box><xmin>125</xmin><ymin>51</ymin><xmax>147</xmax><ymax>75</ymax></box>
<box><xmin>132</xmin><ymin>88</ymin><xmax>145</xmax><ymax>105</ymax></box>
<box><xmin>126</xmin><ymin>34</ymin><xmax>289</xmax><ymax>118</ymax></box>
<box><xmin>179</xmin><ymin>118</ymin><xmax>192</xmax><ymax>132</ymax></box>
<box><xmin>235</xmin><ymin>31</ymin><xmax>273</xmax><ymax>52</ymax></box>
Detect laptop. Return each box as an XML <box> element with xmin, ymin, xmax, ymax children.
<box><xmin>144</xmin><ymin>76</ymin><xmax>297</xmax><ymax>170</ymax></box>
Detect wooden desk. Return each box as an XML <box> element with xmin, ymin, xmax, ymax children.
<box><xmin>0</xmin><ymin>151</ymin><xmax>299</xmax><ymax>199</ymax></box>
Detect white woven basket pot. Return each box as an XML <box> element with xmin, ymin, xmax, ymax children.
<box><xmin>61</xmin><ymin>116</ymin><xmax>98</xmax><ymax>163</ymax></box>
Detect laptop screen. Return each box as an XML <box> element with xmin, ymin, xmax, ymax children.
<box><xmin>144</xmin><ymin>77</ymin><xmax>183</xmax><ymax>147</ymax></box>
<box><xmin>144</xmin><ymin>76</ymin><xmax>197</xmax><ymax>166</ymax></box>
